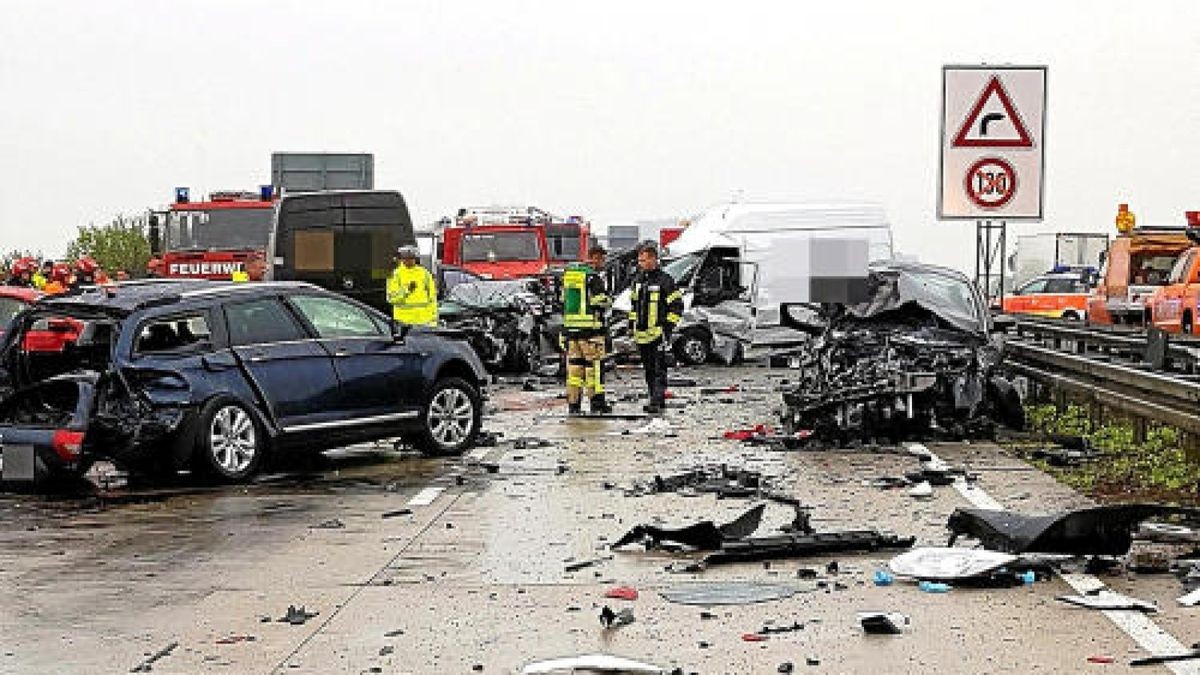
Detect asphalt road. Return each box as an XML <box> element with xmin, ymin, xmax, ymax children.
<box><xmin>1</xmin><ymin>364</ymin><xmax>1198</xmax><ymax>674</ymax></box>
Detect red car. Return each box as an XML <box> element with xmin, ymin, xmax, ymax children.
<box><xmin>0</xmin><ymin>286</ymin><xmax>83</xmax><ymax>352</ymax></box>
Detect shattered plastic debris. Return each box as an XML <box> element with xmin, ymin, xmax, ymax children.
<box><xmin>659</xmin><ymin>583</ymin><xmax>798</xmax><ymax>606</ymax></box>
<box><xmin>948</xmin><ymin>504</ymin><xmax>1200</xmax><ymax>556</ymax></box>
<box><xmin>612</xmin><ymin>504</ymin><xmax>766</xmax><ymax>551</ymax></box>
<box><xmin>278</xmin><ymin>605</ymin><xmax>320</xmax><ymax>625</ymax></box>
<box><xmin>130</xmin><ymin>642</ymin><xmax>179</xmax><ymax>673</ymax></box>
<box><xmin>1057</xmin><ymin>591</ymin><xmax>1158</xmax><ymax>612</ymax></box>
<box><xmin>604</xmin><ymin>586</ymin><xmax>639</xmax><ymax>601</ymax></box>
<box><xmin>521</xmin><ymin>653</ymin><xmax>664</xmax><ymax>674</ymax></box>
<box><xmin>628</xmin><ymin>464</ymin><xmax>770</xmax><ymax>499</ymax></box>
<box><xmin>700</xmin><ymin>530</ymin><xmax>915</xmax><ymax>567</ymax></box>
<box><xmin>564</xmin><ymin>555</ymin><xmax>612</xmax><ymax>572</ymax></box>
<box><xmin>918</xmin><ymin>581</ymin><xmax>951</xmax><ymax>593</ymax></box>
<box><xmin>599</xmin><ymin>606</ymin><xmax>635</xmax><ymax>629</ymax></box>
<box><xmin>888</xmin><ymin>547</ymin><xmax>1018</xmax><ymax>581</ymax></box>
<box><xmin>908</xmin><ymin>482</ymin><xmax>933</xmax><ymax>499</ymax></box>
<box><xmin>858</xmin><ymin>612</ymin><xmax>909</xmax><ymax>635</ymax></box>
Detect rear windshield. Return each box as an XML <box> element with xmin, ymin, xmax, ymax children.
<box><xmin>1130</xmin><ymin>253</ymin><xmax>1178</xmax><ymax>286</ymax></box>
<box><xmin>462</xmin><ymin>232</ymin><xmax>541</xmax><ymax>262</ymax></box>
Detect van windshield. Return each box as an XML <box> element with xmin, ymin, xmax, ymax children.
<box><xmin>662</xmin><ymin>253</ymin><xmax>702</xmax><ymax>286</ymax></box>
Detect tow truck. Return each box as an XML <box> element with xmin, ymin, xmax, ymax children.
<box><xmin>147</xmin><ymin>186</ymin><xmax>276</xmax><ymax>280</ymax></box>
<box><xmin>438</xmin><ymin>206</ymin><xmax>590</xmax><ymax>280</ymax></box>
<box><xmin>1147</xmin><ymin>211</ymin><xmax>1200</xmax><ymax>333</ymax></box>
<box><xmin>1086</xmin><ymin>204</ymin><xmax>1192</xmax><ymax>326</ymax></box>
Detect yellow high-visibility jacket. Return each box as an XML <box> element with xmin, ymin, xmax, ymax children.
<box><xmin>386</xmin><ymin>264</ymin><xmax>438</xmax><ymax>326</ymax></box>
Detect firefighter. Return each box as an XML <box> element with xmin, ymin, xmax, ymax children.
<box><xmin>6</xmin><ymin>258</ymin><xmax>36</xmax><ymax>287</ymax></box>
<box><xmin>628</xmin><ymin>241</ymin><xmax>683</xmax><ymax>414</ymax></box>
<box><xmin>562</xmin><ymin>245</ymin><xmax>612</xmax><ymax>415</ymax></box>
<box><xmin>42</xmin><ymin>263</ymin><xmax>72</xmax><ymax>294</ymax></box>
<box><xmin>387</xmin><ymin>245</ymin><xmax>438</xmax><ymax>327</ymax></box>
<box><xmin>72</xmin><ymin>256</ymin><xmax>108</xmax><ymax>288</ymax></box>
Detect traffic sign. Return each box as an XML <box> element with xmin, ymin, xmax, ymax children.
<box><xmin>939</xmin><ymin>65</ymin><xmax>1046</xmax><ymax>220</ymax></box>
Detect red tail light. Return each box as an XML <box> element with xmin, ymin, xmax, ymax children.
<box><xmin>51</xmin><ymin>430</ymin><xmax>84</xmax><ymax>461</ymax></box>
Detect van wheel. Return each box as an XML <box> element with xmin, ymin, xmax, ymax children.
<box><xmin>194</xmin><ymin>397</ymin><xmax>265</xmax><ymax>482</ymax></box>
<box><xmin>1061</xmin><ymin>310</ymin><xmax>1081</xmax><ymax>321</ymax></box>
<box><xmin>1184</xmin><ymin>312</ymin><xmax>1193</xmax><ymax>334</ymax></box>
<box><xmin>415</xmin><ymin>377</ymin><xmax>481</xmax><ymax>456</ymax></box>
<box><xmin>675</xmin><ymin>329</ymin><xmax>711</xmax><ymax>366</ymax></box>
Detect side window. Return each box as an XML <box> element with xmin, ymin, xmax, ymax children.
<box><xmin>1169</xmin><ymin>251</ymin><xmax>1196</xmax><ymax>284</ymax></box>
<box><xmin>1018</xmin><ymin>279</ymin><xmax>1048</xmax><ymax>295</ymax></box>
<box><xmin>289</xmin><ymin>294</ymin><xmax>383</xmax><ymax>338</ymax></box>
<box><xmin>224</xmin><ymin>298</ymin><xmax>307</xmax><ymax>346</ymax></box>
<box><xmin>136</xmin><ymin>313</ymin><xmax>213</xmax><ymax>355</ymax></box>
<box><xmin>1044</xmin><ymin>278</ymin><xmax>1075</xmax><ymax>294</ymax></box>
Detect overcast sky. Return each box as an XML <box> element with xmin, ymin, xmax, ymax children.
<box><xmin>2</xmin><ymin>1</ymin><xmax>1198</xmax><ymax>271</ymax></box>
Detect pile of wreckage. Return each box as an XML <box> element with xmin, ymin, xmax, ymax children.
<box><xmin>437</xmin><ymin>278</ymin><xmax>562</xmax><ymax>374</ymax></box>
<box><xmin>776</xmin><ymin>263</ymin><xmax>1026</xmax><ymax>446</ymax></box>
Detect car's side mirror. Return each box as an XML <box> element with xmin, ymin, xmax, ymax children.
<box><xmin>390</xmin><ymin>320</ymin><xmax>411</xmax><ymax>342</ymax></box>
<box><xmin>990</xmin><ymin>314</ymin><xmax>1016</xmax><ymax>333</ymax></box>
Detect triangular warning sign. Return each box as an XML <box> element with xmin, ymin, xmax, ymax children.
<box><xmin>952</xmin><ymin>76</ymin><xmax>1034</xmax><ymax>148</ymax></box>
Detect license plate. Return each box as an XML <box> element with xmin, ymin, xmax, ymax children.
<box><xmin>0</xmin><ymin>444</ymin><xmax>35</xmax><ymax>482</ymax></box>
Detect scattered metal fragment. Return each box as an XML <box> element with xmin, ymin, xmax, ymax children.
<box><xmin>1057</xmin><ymin>591</ymin><xmax>1158</xmax><ymax>612</ymax></box>
<box><xmin>948</xmin><ymin>504</ymin><xmax>1200</xmax><ymax>556</ymax></box>
<box><xmin>521</xmin><ymin>653</ymin><xmax>664</xmax><ymax>674</ymax></box>
<box><xmin>215</xmin><ymin>635</ymin><xmax>256</xmax><ymax>645</ymax></box>
<box><xmin>612</xmin><ymin>504</ymin><xmax>766</xmax><ymax>551</ymax></box>
<box><xmin>757</xmin><ymin>621</ymin><xmax>805</xmax><ymax>635</ymax></box>
<box><xmin>599</xmin><ymin>606</ymin><xmax>635</xmax><ymax>629</ymax></box>
<box><xmin>700</xmin><ymin>530</ymin><xmax>915</xmax><ymax>567</ymax></box>
<box><xmin>564</xmin><ymin>555</ymin><xmax>612</xmax><ymax>572</ymax></box>
<box><xmin>659</xmin><ymin>583</ymin><xmax>798</xmax><ymax>606</ymax></box>
<box><xmin>513</xmin><ymin>437</ymin><xmax>554</xmax><ymax>450</ymax></box>
<box><xmin>310</xmin><ymin>519</ymin><xmax>345</xmax><ymax>530</ymax></box>
<box><xmin>130</xmin><ymin>641</ymin><xmax>179</xmax><ymax>673</ymax></box>
<box><xmin>858</xmin><ymin>612</ymin><xmax>908</xmax><ymax>635</ymax></box>
<box><xmin>381</xmin><ymin>509</ymin><xmax>413</xmax><ymax>519</ymax></box>
<box><xmin>888</xmin><ymin>547</ymin><xmax>1018</xmax><ymax>581</ymax></box>
<box><xmin>278</xmin><ymin>605</ymin><xmax>320</xmax><ymax>625</ymax></box>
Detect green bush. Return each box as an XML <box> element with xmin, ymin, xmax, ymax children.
<box><xmin>64</xmin><ymin>214</ymin><xmax>151</xmax><ymax>276</ymax></box>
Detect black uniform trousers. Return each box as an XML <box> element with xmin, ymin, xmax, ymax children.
<box><xmin>637</xmin><ymin>339</ymin><xmax>668</xmax><ymax>406</ymax></box>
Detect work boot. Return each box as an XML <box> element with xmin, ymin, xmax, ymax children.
<box><xmin>643</xmin><ymin>402</ymin><xmax>663</xmax><ymax>415</ymax></box>
<box><xmin>590</xmin><ymin>395</ymin><xmax>613</xmax><ymax>415</ymax></box>
<box><xmin>568</xmin><ymin>401</ymin><xmax>582</xmax><ymax>416</ymax></box>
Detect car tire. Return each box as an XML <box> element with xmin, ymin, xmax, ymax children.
<box><xmin>194</xmin><ymin>397</ymin><xmax>266</xmax><ymax>482</ymax></box>
<box><xmin>1061</xmin><ymin>310</ymin><xmax>1081</xmax><ymax>321</ymax></box>
<box><xmin>674</xmin><ymin>328</ymin><xmax>711</xmax><ymax>366</ymax></box>
<box><xmin>414</xmin><ymin>377</ymin><xmax>481</xmax><ymax>456</ymax></box>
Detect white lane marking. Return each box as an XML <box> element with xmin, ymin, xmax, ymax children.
<box><xmin>406</xmin><ymin>486</ymin><xmax>445</xmax><ymax>507</ymax></box>
<box><xmin>910</xmin><ymin>443</ymin><xmax>1200</xmax><ymax>673</ymax></box>
<box><xmin>466</xmin><ymin>445</ymin><xmax>491</xmax><ymax>461</ymax></box>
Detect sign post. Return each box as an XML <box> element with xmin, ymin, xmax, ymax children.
<box><xmin>939</xmin><ymin>65</ymin><xmax>1047</xmax><ymax>305</ymax></box>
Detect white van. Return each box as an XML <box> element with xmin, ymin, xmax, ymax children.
<box><xmin>614</xmin><ymin>202</ymin><xmax>894</xmax><ymax>363</ymax></box>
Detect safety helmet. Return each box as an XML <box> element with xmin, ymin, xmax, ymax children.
<box><xmin>396</xmin><ymin>245</ymin><xmax>419</xmax><ymax>259</ymax></box>
<box><xmin>51</xmin><ymin>262</ymin><xmax>72</xmax><ymax>282</ymax></box>
<box><xmin>75</xmin><ymin>257</ymin><xmax>99</xmax><ymax>274</ymax></box>
<box><xmin>10</xmin><ymin>257</ymin><xmax>36</xmax><ymax>277</ymax></box>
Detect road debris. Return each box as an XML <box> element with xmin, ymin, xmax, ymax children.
<box><xmin>278</xmin><ymin>605</ymin><xmax>320</xmax><ymax>625</ymax></box>
<box><xmin>129</xmin><ymin>641</ymin><xmax>179</xmax><ymax>673</ymax></box>
<box><xmin>381</xmin><ymin>509</ymin><xmax>413</xmax><ymax>519</ymax></box>
<box><xmin>599</xmin><ymin>606</ymin><xmax>635</xmax><ymax>629</ymax></box>
<box><xmin>1057</xmin><ymin>591</ymin><xmax>1158</xmax><ymax>612</ymax></box>
<box><xmin>521</xmin><ymin>653</ymin><xmax>664</xmax><ymax>674</ymax></box>
<box><xmin>564</xmin><ymin>555</ymin><xmax>612</xmax><ymax>572</ymax></box>
<box><xmin>612</xmin><ymin>504</ymin><xmax>766</xmax><ymax>551</ymax></box>
<box><xmin>948</xmin><ymin>504</ymin><xmax>1200</xmax><ymax>555</ymax></box>
<box><xmin>310</xmin><ymin>518</ymin><xmax>345</xmax><ymax>530</ymax></box>
<box><xmin>1130</xmin><ymin>650</ymin><xmax>1200</xmax><ymax>667</ymax></box>
<box><xmin>700</xmin><ymin>530</ymin><xmax>915</xmax><ymax>567</ymax></box>
<box><xmin>626</xmin><ymin>464</ymin><xmax>770</xmax><ymax>499</ymax></box>
<box><xmin>659</xmin><ymin>583</ymin><xmax>798</xmax><ymax>606</ymax></box>
<box><xmin>604</xmin><ymin>586</ymin><xmax>639</xmax><ymax>601</ymax></box>
<box><xmin>215</xmin><ymin>635</ymin><xmax>257</xmax><ymax>645</ymax></box>
<box><xmin>888</xmin><ymin>547</ymin><xmax>1018</xmax><ymax>582</ymax></box>
<box><xmin>858</xmin><ymin>612</ymin><xmax>909</xmax><ymax>634</ymax></box>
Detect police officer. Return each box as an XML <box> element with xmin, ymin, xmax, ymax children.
<box><xmin>628</xmin><ymin>241</ymin><xmax>683</xmax><ymax>414</ymax></box>
<box><xmin>387</xmin><ymin>245</ymin><xmax>438</xmax><ymax>327</ymax></box>
<box><xmin>562</xmin><ymin>245</ymin><xmax>612</xmax><ymax>415</ymax></box>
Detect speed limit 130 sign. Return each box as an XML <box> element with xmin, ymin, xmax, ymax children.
<box><xmin>938</xmin><ymin>65</ymin><xmax>1046</xmax><ymax>220</ymax></box>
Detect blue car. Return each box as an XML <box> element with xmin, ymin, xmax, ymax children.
<box><xmin>0</xmin><ymin>280</ymin><xmax>488</xmax><ymax>485</ymax></box>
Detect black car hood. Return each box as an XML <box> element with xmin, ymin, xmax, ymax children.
<box><xmin>843</xmin><ymin>266</ymin><xmax>983</xmax><ymax>334</ymax></box>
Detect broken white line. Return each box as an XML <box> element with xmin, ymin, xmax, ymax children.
<box><xmin>406</xmin><ymin>486</ymin><xmax>445</xmax><ymax>507</ymax></box>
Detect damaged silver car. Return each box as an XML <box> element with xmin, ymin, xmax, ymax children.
<box><xmin>779</xmin><ymin>262</ymin><xmax>1024</xmax><ymax>444</ymax></box>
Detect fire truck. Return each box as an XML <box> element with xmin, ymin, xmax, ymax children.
<box><xmin>147</xmin><ymin>186</ymin><xmax>277</xmax><ymax>280</ymax></box>
<box><xmin>438</xmin><ymin>206</ymin><xmax>591</xmax><ymax>279</ymax></box>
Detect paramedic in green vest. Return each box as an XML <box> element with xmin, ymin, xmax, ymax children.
<box><xmin>387</xmin><ymin>245</ymin><xmax>438</xmax><ymax>327</ymax></box>
<box><xmin>563</xmin><ymin>245</ymin><xmax>612</xmax><ymax>415</ymax></box>
<box><xmin>629</xmin><ymin>241</ymin><xmax>684</xmax><ymax>415</ymax></box>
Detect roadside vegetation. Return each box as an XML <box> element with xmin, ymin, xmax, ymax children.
<box><xmin>1015</xmin><ymin>403</ymin><xmax>1200</xmax><ymax>504</ymax></box>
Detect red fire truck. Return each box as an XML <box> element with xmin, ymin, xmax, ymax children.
<box><xmin>148</xmin><ymin>186</ymin><xmax>276</xmax><ymax>280</ymax></box>
<box><xmin>439</xmin><ymin>206</ymin><xmax>591</xmax><ymax>279</ymax></box>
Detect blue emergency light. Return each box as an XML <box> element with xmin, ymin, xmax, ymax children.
<box><xmin>260</xmin><ymin>185</ymin><xmax>274</xmax><ymax>201</ymax></box>
<box><xmin>175</xmin><ymin>187</ymin><xmax>190</xmax><ymax>204</ymax></box>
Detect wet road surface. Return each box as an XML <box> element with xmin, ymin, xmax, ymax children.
<box><xmin>1</xmin><ymin>365</ymin><xmax>1198</xmax><ymax>673</ymax></box>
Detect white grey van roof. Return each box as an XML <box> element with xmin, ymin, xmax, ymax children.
<box><xmin>668</xmin><ymin>201</ymin><xmax>890</xmax><ymax>255</ymax></box>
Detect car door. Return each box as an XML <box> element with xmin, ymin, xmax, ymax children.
<box><xmin>222</xmin><ymin>296</ymin><xmax>343</xmax><ymax>430</ymax></box>
<box><xmin>286</xmin><ymin>292</ymin><xmax>425</xmax><ymax>417</ymax></box>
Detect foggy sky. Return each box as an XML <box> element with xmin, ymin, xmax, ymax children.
<box><xmin>1</xmin><ymin>0</ymin><xmax>1198</xmax><ymax>272</ymax></box>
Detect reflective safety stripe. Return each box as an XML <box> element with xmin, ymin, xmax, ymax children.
<box><xmin>666</xmin><ymin>289</ymin><xmax>684</xmax><ymax>303</ymax></box>
<box><xmin>666</xmin><ymin>312</ymin><xmax>681</xmax><ymax>324</ymax></box>
<box><xmin>592</xmin><ymin>360</ymin><xmax>604</xmax><ymax>393</ymax></box>
<box><xmin>646</xmin><ymin>292</ymin><xmax>660</xmax><ymax>330</ymax></box>
<box><xmin>566</xmin><ymin>375</ymin><xmax>585</xmax><ymax>387</ymax></box>
<box><xmin>634</xmin><ymin>326</ymin><xmax>663</xmax><ymax>344</ymax></box>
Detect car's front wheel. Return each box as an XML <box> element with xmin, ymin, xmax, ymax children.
<box><xmin>195</xmin><ymin>397</ymin><xmax>265</xmax><ymax>482</ymax></box>
<box><xmin>414</xmin><ymin>377</ymin><xmax>481</xmax><ymax>456</ymax></box>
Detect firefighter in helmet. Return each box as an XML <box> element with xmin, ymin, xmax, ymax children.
<box><xmin>387</xmin><ymin>245</ymin><xmax>438</xmax><ymax>327</ymax></box>
<box><xmin>42</xmin><ymin>263</ymin><xmax>72</xmax><ymax>294</ymax></box>
<box><xmin>562</xmin><ymin>245</ymin><xmax>612</xmax><ymax>415</ymax></box>
<box><xmin>72</xmin><ymin>256</ymin><xmax>108</xmax><ymax>289</ymax></box>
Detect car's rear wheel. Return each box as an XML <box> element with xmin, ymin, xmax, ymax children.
<box><xmin>195</xmin><ymin>397</ymin><xmax>265</xmax><ymax>482</ymax></box>
<box><xmin>414</xmin><ymin>377</ymin><xmax>481</xmax><ymax>456</ymax></box>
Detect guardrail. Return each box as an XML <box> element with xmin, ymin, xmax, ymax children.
<box><xmin>1003</xmin><ymin>315</ymin><xmax>1200</xmax><ymax>435</ymax></box>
